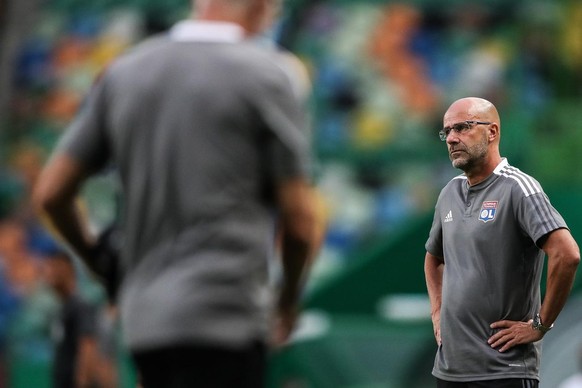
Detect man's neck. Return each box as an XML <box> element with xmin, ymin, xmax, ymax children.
<box><xmin>192</xmin><ymin>4</ymin><xmax>252</xmax><ymax>36</ymax></box>
<box><xmin>465</xmin><ymin>156</ymin><xmax>502</xmax><ymax>186</ymax></box>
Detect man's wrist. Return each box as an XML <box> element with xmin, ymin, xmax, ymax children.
<box><xmin>531</xmin><ymin>313</ymin><xmax>554</xmax><ymax>334</ymax></box>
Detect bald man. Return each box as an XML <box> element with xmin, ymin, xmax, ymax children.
<box><xmin>424</xmin><ymin>97</ymin><xmax>579</xmax><ymax>388</ymax></box>
<box><xmin>33</xmin><ymin>0</ymin><xmax>318</xmax><ymax>387</ymax></box>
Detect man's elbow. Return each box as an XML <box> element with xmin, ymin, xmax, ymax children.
<box><xmin>566</xmin><ymin>249</ymin><xmax>581</xmax><ymax>271</ymax></box>
<box><xmin>32</xmin><ymin>180</ymin><xmax>68</xmax><ymax>219</ymax></box>
<box><xmin>282</xmin><ymin>207</ymin><xmax>317</xmax><ymax>248</ymax></box>
<box><xmin>557</xmin><ymin>244</ymin><xmax>581</xmax><ymax>276</ymax></box>
<box><xmin>32</xmin><ymin>188</ymin><xmax>53</xmax><ymax>218</ymax></box>
<box><xmin>277</xmin><ymin>181</ymin><xmax>324</xmax><ymax>251</ymax></box>
<box><xmin>31</xmin><ymin>154</ymin><xmax>84</xmax><ymax>217</ymax></box>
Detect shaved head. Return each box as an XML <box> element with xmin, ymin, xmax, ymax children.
<box><xmin>444</xmin><ymin>97</ymin><xmax>500</xmax><ymax>128</ymax></box>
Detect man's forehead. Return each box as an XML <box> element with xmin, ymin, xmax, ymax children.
<box><xmin>443</xmin><ymin>110</ymin><xmax>473</xmax><ymax>125</ymax></box>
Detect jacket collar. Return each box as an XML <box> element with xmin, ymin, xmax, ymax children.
<box><xmin>169</xmin><ymin>20</ymin><xmax>245</xmax><ymax>43</ymax></box>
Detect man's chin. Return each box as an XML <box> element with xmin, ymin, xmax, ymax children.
<box><xmin>451</xmin><ymin>158</ymin><xmax>467</xmax><ymax>170</ymax></box>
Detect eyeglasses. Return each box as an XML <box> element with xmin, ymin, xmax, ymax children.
<box><xmin>439</xmin><ymin>120</ymin><xmax>492</xmax><ymax>141</ymax></box>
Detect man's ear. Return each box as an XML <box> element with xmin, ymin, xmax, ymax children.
<box><xmin>489</xmin><ymin>124</ymin><xmax>499</xmax><ymax>142</ymax></box>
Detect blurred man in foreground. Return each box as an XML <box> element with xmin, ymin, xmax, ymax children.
<box><xmin>33</xmin><ymin>0</ymin><xmax>319</xmax><ymax>387</ymax></box>
<box><xmin>424</xmin><ymin>97</ymin><xmax>580</xmax><ymax>388</ymax></box>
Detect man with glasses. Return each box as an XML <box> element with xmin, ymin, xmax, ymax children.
<box><xmin>424</xmin><ymin>97</ymin><xmax>580</xmax><ymax>388</ymax></box>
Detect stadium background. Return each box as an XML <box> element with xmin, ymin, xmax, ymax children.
<box><xmin>1</xmin><ymin>0</ymin><xmax>582</xmax><ymax>386</ymax></box>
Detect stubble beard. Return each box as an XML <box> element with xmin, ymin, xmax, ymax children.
<box><xmin>450</xmin><ymin>139</ymin><xmax>489</xmax><ymax>173</ymax></box>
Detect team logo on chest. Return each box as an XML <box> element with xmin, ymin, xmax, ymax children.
<box><xmin>478</xmin><ymin>201</ymin><xmax>498</xmax><ymax>223</ymax></box>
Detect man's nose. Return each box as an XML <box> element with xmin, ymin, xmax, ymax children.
<box><xmin>446</xmin><ymin>132</ymin><xmax>459</xmax><ymax>144</ymax></box>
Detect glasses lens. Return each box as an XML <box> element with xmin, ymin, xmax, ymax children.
<box><xmin>452</xmin><ymin>122</ymin><xmax>471</xmax><ymax>133</ymax></box>
<box><xmin>439</xmin><ymin>121</ymin><xmax>474</xmax><ymax>141</ymax></box>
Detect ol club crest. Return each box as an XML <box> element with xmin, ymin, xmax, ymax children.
<box><xmin>479</xmin><ymin>201</ymin><xmax>498</xmax><ymax>223</ymax></box>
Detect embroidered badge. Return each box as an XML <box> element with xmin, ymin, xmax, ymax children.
<box><xmin>479</xmin><ymin>201</ymin><xmax>498</xmax><ymax>223</ymax></box>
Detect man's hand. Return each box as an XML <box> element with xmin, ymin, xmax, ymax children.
<box><xmin>90</xmin><ymin>225</ymin><xmax>122</xmax><ymax>303</ymax></box>
<box><xmin>271</xmin><ymin>305</ymin><xmax>299</xmax><ymax>348</ymax></box>
<box><xmin>488</xmin><ymin>319</ymin><xmax>544</xmax><ymax>352</ymax></box>
<box><xmin>431</xmin><ymin>311</ymin><xmax>441</xmax><ymax>346</ymax></box>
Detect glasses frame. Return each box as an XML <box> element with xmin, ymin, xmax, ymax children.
<box><xmin>439</xmin><ymin>120</ymin><xmax>492</xmax><ymax>141</ymax></box>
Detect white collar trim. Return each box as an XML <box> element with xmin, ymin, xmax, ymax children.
<box><xmin>493</xmin><ymin>157</ymin><xmax>508</xmax><ymax>174</ymax></box>
<box><xmin>169</xmin><ymin>20</ymin><xmax>245</xmax><ymax>43</ymax></box>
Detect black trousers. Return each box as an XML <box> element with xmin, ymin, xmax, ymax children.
<box><xmin>132</xmin><ymin>342</ymin><xmax>266</xmax><ymax>388</ymax></box>
<box><xmin>437</xmin><ymin>378</ymin><xmax>539</xmax><ymax>388</ymax></box>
